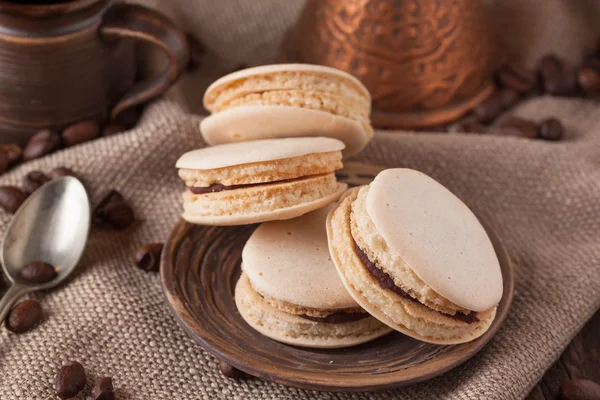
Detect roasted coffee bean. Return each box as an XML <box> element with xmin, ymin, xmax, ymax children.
<box><xmin>581</xmin><ymin>57</ymin><xmax>600</xmax><ymax>73</ymax></box>
<box><xmin>55</xmin><ymin>361</ymin><xmax>86</xmax><ymax>399</ymax></box>
<box><xmin>23</xmin><ymin>170</ymin><xmax>51</xmax><ymax>194</ymax></box>
<box><xmin>0</xmin><ymin>186</ymin><xmax>28</xmax><ymax>213</ymax></box>
<box><xmin>113</xmin><ymin>107</ymin><xmax>141</xmax><ymax>128</ymax></box>
<box><xmin>577</xmin><ymin>67</ymin><xmax>600</xmax><ymax>95</ymax></box>
<box><xmin>492</xmin><ymin>116</ymin><xmax>538</xmax><ymax>139</ymax></box>
<box><xmin>559</xmin><ymin>379</ymin><xmax>600</xmax><ymax>400</ymax></box>
<box><xmin>0</xmin><ymin>144</ymin><xmax>23</xmax><ymax>167</ymax></box>
<box><xmin>19</xmin><ymin>261</ymin><xmax>57</xmax><ymax>283</ymax></box>
<box><xmin>62</xmin><ymin>120</ymin><xmax>100</xmax><ymax>147</ymax></box>
<box><xmin>93</xmin><ymin>190</ymin><xmax>134</xmax><ymax>230</ymax></box>
<box><xmin>49</xmin><ymin>167</ymin><xmax>77</xmax><ymax>180</ymax></box>
<box><xmin>134</xmin><ymin>243</ymin><xmax>164</xmax><ymax>272</ymax></box>
<box><xmin>538</xmin><ymin>118</ymin><xmax>564</xmax><ymax>141</ymax></box>
<box><xmin>219</xmin><ymin>360</ymin><xmax>247</xmax><ymax>379</ymax></box>
<box><xmin>102</xmin><ymin>123</ymin><xmax>127</xmax><ymax>136</ymax></box>
<box><xmin>186</xmin><ymin>33</ymin><xmax>205</xmax><ymax>72</ymax></box>
<box><xmin>92</xmin><ymin>377</ymin><xmax>115</xmax><ymax>400</ymax></box>
<box><xmin>495</xmin><ymin>63</ymin><xmax>536</xmax><ymax>93</ymax></box>
<box><xmin>0</xmin><ymin>148</ymin><xmax>8</xmax><ymax>174</ymax></box>
<box><xmin>6</xmin><ymin>299</ymin><xmax>42</xmax><ymax>333</ymax></box>
<box><xmin>23</xmin><ymin>129</ymin><xmax>61</xmax><ymax>161</ymax></box>
<box><xmin>473</xmin><ymin>91</ymin><xmax>505</xmax><ymax>123</ymax></box>
<box><xmin>447</xmin><ymin>116</ymin><xmax>481</xmax><ymax>133</ymax></box>
<box><xmin>539</xmin><ymin>54</ymin><xmax>577</xmax><ymax>96</ymax></box>
<box><xmin>498</xmin><ymin>88</ymin><xmax>520</xmax><ymax>109</ymax></box>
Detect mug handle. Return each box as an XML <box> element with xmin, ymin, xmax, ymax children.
<box><xmin>99</xmin><ymin>3</ymin><xmax>189</xmax><ymax>119</ymax></box>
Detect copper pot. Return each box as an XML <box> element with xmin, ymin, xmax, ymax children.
<box><xmin>280</xmin><ymin>0</ymin><xmax>497</xmax><ymax>129</ymax></box>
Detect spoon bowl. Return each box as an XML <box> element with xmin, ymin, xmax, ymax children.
<box><xmin>0</xmin><ymin>176</ymin><xmax>90</xmax><ymax>321</ymax></box>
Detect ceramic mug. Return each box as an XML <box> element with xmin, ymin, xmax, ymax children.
<box><xmin>0</xmin><ymin>0</ymin><xmax>189</xmax><ymax>144</ymax></box>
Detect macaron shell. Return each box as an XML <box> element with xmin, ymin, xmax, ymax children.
<box><xmin>235</xmin><ymin>273</ymin><xmax>392</xmax><ymax>349</ymax></box>
<box><xmin>366</xmin><ymin>169</ymin><xmax>503</xmax><ymax>312</ymax></box>
<box><xmin>176</xmin><ymin>137</ymin><xmax>345</xmax><ymax>170</ymax></box>
<box><xmin>182</xmin><ymin>181</ymin><xmax>348</xmax><ymax>226</ymax></box>
<box><xmin>242</xmin><ymin>205</ymin><xmax>358</xmax><ymax>310</ymax></box>
<box><xmin>200</xmin><ymin>106</ymin><xmax>371</xmax><ymax>157</ymax></box>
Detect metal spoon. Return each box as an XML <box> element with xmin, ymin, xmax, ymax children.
<box><xmin>0</xmin><ymin>176</ymin><xmax>90</xmax><ymax>322</ymax></box>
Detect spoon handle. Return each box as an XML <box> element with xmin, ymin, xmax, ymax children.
<box><xmin>0</xmin><ymin>284</ymin><xmax>28</xmax><ymax>323</ymax></box>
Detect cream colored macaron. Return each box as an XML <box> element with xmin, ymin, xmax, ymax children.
<box><xmin>326</xmin><ymin>169</ymin><xmax>503</xmax><ymax>344</ymax></box>
<box><xmin>235</xmin><ymin>205</ymin><xmax>391</xmax><ymax>348</ymax></box>
<box><xmin>176</xmin><ymin>137</ymin><xmax>347</xmax><ymax>226</ymax></box>
<box><xmin>200</xmin><ymin>64</ymin><xmax>374</xmax><ymax>157</ymax></box>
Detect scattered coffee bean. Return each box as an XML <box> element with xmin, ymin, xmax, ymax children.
<box><xmin>493</xmin><ymin>116</ymin><xmax>538</xmax><ymax>139</ymax></box>
<box><xmin>19</xmin><ymin>261</ymin><xmax>57</xmax><ymax>283</ymax></box>
<box><xmin>6</xmin><ymin>299</ymin><xmax>42</xmax><ymax>333</ymax></box>
<box><xmin>538</xmin><ymin>118</ymin><xmax>564</xmax><ymax>141</ymax></box>
<box><xmin>134</xmin><ymin>243</ymin><xmax>164</xmax><ymax>272</ymax></box>
<box><xmin>23</xmin><ymin>129</ymin><xmax>61</xmax><ymax>161</ymax></box>
<box><xmin>0</xmin><ymin>186</ymin><xmax>28</xmax><ymax>213</ymax></box>
<box><xmin>219</xmin><ymin>360</ymin><xmax>247</xmax><ymax>379</ymax></box>
<box><xmin>495</xmin><ymin>63</ymin><xmax>536</xmax><ymax>93</ymax></box>
<box><xmin>102</xmin><ymin>123</ymin><xmax>127</xmax><ymax>136</ymax></box>
<box><xmin>559</xmin><ymin>378</ymin><xmax>600</xmax><ymax>400</ymax></box>
<box><xmin>113</xmin><ymin>106</ymin><xmax>142</xmax><ymax>128</ymax></box>
<box><xmin>498</xmin><ymin>88</ymin><xmax>520</xmax><ymax>109</ymax></box>
<box><xmin>0</xmin><ymin>148</ymin><xmax>8</xmax><ymax>174</ymax></box>
<box><xmin>0</xmin><ymin>144</ymin><xmax>22</xmax><ymax>167</ymax></box>
<box><xmin>577</xmin><ymin>67</ymin><xmax>600</xmax><ymax>95</ymax></box>
<box><xmin>55</xmin><ymin>361</ymin><xmax>86</xmax><ymax>399</ymax></box>
<box><xmin>539</xmin><ymin>54</ymin><xmax>577</xmax><ymax>96</ymax></box>
<box><xmin>186</xmin><ymin>33</ymin><xmax>205</xmax><ymax>72</ymax></box>
<box><xmin>49</xmin><ymin>167</ymin><xmax>77</xmax><ymax>180</ymax></box>
<box><xmin>92</xmin><ymin>377</ymin><xmax>115</xmax><ymax>400</ymax></box>
<box><xmin>93</xmin><ymin>190</ymin><xmax>134</xmax><ymax>230</ymax></box>
<box><xmin>62</xmin><ymin>120</ymin><xmax>100</xmax><ymax>147</ymax></box>
<box><xmin>447</xmin><ymin>116</ymin><xmax>481</xmax><ymax>133</ymax></box>
<box><xmin>473</xmin><ymin>91</ymin><xmax>506</xmax><ymax>123</ymax></box>
<box><xmin>23</xmin><ymin>170</ymin><xmax>51</xmax><ymax>194</ymax></box>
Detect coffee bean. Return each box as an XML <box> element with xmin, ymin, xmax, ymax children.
<box><xmin>55</xmin><ymin>361</ymin><xmax>86</xmax><ymax>399</ymax></box>
<box><xmin>23</xmin><ymin>129</ymin><xmax>61</xmax><ymax>161</ymax></box>
<box><xmin>492</xmin><ymin>116</ymin><xmax>538</xmax><ymax>139</ymax></box>
<box><xmin>219</xmin><ymin>360</ymin><xmax>247</xmax><ymax>379</ymax></box>
<box><xmin>0</xmin><ymin>148</ymin><xmax>8</xmax><ymax>174</ymax></box>
<box><xmin>92</xmin><ymin>377</ymin><xmax>115</xmax><ymax>400</ymax></box>
<box><xmin>581</xmin><ymin>58</ymin><xmax>600</xmax><ymax>73</ymax></box>
<box><xmin>186</xmin><ymin>33</ymin><xmax>205</xmax><ymax>72</ymax></box>
<box><xmin>49</xmin><ymin>167</ymin><xmax>77</xmax><ymax>180</ymax></box>
<box><xmin>538</xmin><ymin>118</ymin><xmax>564</xmax><ymax>141</ymax></box>
<box><xmin>93</xmin><ymin>190</ymin><xmax>134</xmax><ymax>230</ymax></box>
<box><xmin>19</xmin><ymin>261</ymin><xmax>57</xmax><ymax>283</ymax></box>
<box><xmin>473</xmin><ymin>91</ymin><xmax>505</xmax><ymax>123</ymax></box>
<box><xmin>559</xmin><ymin>379</ymin><xmax>600</xmax><ymax>400</ymax></box>
<box><xmin>6</xmin><ymin>299</ymin><xmax>42</xmax><ymax>333</ymax></box>
<box><xmin>102</xmin><ymin>123</ymin><xmax>127</xmax><ymax>136</ymax></box>
<box><xmin>23</xmin><ymin>170</ymin><xmax>51</xmax><ymax>194</ymax></box>
<box><xmin>134</xmin><ymin>243</ymin><xmax>164</xmax><ymax>272</ymax></box>
<box><xmin>498</xmin><ymin>88</ymin><xmax>520</xmax><ymax>109</ymax></box>
<box><xmin>62</xmin><ymin>120</ymin><xmax>100</xmax><ymax>147</ymax></box>
<box><xmin>577</xmin><ymin>67</ymin><xmax>600</xmax><ymax>95</ymax></box>
<box><xmin>0</xmin><ymin>144</ymin><xmax>22</xmax><ymax>167</ymax></box>
<box><xmin>447</xmin><ymin>116</ymin><xmax>481</xmax><ymax>133</ymax></box>
<box><xmin>539</xmin><ymin>54</ymin><xmax>577</xmax><ymax>96</ymax></box>
<box><xmin>0</xmin><ymin>186</ymin><xmax>28</xmax><ymax>213</ymax></box>
<box><xmin>113</xmin><ymin>107</ymin><xmax>141</xmax><ymax>128</ymax></box>
<box><xmin>495</xmin><ymin>63</ymin><xmax>536</xmax><ymax>93</ymax></box>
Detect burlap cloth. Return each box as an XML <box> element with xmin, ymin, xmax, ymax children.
<box><xmin>1</xmin><ymin>1</ymin><xmax>599</xmax><ymax>399</ymax></box>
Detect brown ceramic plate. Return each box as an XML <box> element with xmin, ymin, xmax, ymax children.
<box><xmin>160</xmin><ymin>162</ymin><xmax>514</xmax><ymax>392</ymax></box>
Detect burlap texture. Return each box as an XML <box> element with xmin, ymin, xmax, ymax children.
<box><xmin>1</xmin><ymin>1</ymin><xmax>599</xmax><ymax>399</ymax></box>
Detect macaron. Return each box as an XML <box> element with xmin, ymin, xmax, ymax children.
<box><xmin>326</xmin><ymin>169</ymin><xmax>503</xmax><ymax>344</ymax></box>
<box><xmin>176</xmin><ymin>137</ymin><xmax>347</xmax><ymax>226</ymax></box>
<box><xmin>235</xmin><ymin>205</ymin><xmax>391</xmax><ymax>348</ymax></box>
<box><xmin>200</xmin><ymin>64</ymin><xmax>374</xmax><ymax>157</ymax></box>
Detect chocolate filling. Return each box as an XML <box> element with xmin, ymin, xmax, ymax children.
<box><xmin>188</xmin><ymin>178</ymin><xmax>296</xmax><ymax>195</ymax></box>
<box><xmin>353</xmin><ymin>242</ymin><xmax>479</xmax><ymax>324</ymax></box>
<box><xmin>300</xmin><ymin>311</ymin><xmax>370</xmax><ymax>324</ymax></box>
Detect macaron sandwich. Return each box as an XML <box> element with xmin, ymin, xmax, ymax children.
<box><xmin>327</xmin><ymin>169</ymin><xmax>503</xmax><ymax>344</ymax></box>
<box><xmin>235</xmin><ymin>206</ymin><xmax>391</xmax><ymax>348</ymax></box>
<box><xmin>176</xmin><ymin>137</ymin><xmax>347</xmax><ymax>225</ymax></box>
<box><xmin>200</xmin><ymin>64</ymin><xmax>374</xmax><ymax>157</ymax></box>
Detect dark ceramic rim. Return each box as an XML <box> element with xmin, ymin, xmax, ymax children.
<box><xmin>0</xmin><ymin>0</ymin><xmax>103</xmax><ymax>18</ymax></box>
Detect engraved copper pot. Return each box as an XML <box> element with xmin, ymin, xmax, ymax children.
<box><xmin>279</xmin><ymin>0</ymin><xmax>497</xmax><ymax>129</ymax></box>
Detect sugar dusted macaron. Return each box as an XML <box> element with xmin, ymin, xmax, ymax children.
<box><xmin>200</xmin><ymin>64</ymin><xmax>373</xmax><ymax>157</ymax></box>
<box><xmin>235</xmin><ymin>205</ymin><xmax>391</xmax><ymax>348</ymax></box>
<box><xmin>327</xmin><ymin>169</ymin><xmax>503</xmax><ymax>344</ymax></box>
<box><xmin>176</xmin><ymin>137</ymin><xmax>347</xmax><ymax>226</ymax></box>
